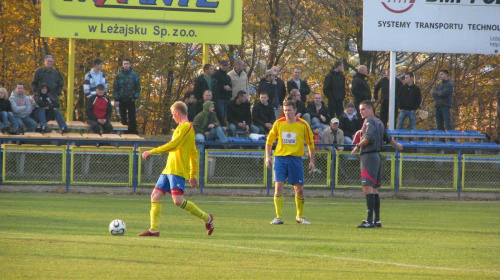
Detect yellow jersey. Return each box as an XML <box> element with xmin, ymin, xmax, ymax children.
<box><xmin>149</xmin><ymin>121</ymin><xmax>199</xmax><ymax>180</ymax></box>
<box><xmin>266</xmin><ymin>117</ymin><xmax>314</xmax><ymax>157</ymax></box>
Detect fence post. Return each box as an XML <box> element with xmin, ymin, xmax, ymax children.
<box><xmin>66</xmin><ymin>142</ymin><xmax>71</xmax><ymax>192</ymax></box>
<box><xmin>0</xmin><ymin>145</ymin><xmax>3</xmax><ymax>185</ymax></box>
<box><xmin>330</xmin><ymin>149</ymin><xmax>336</xmax><ymax>196</ymax></box>
<box><xmin>132</xmin><ymin>142</ymin><xmax>138</xmax><ymax>192</ymax></box>
<box><xmin>266</xmin><ymin>151</ymin><xmax>272</xmax><ymax>196</ymax></box>
<box><xmin>394</xmin><ymin>149</ymin><xmax>400</xmax><ymax>194</ymax></box>
<box><xmin>457</xmin><ymin>149</ymin><xmax>463</xmax><ymax>198</ymax></box>
<box><xmin>199</xmin><ymin>142</ymin><xmax>205</xmax><ymax>194</ymax></box>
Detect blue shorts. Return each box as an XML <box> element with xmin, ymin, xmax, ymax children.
<box><xmin>273</xmin><ymin>156</ymin><xmax>304</xmax><ymax>185</ymax></box>
<box><xmin>154</xmin><ymin>174</ymin><xmax>186</xmax><ymax>194</ymax></box>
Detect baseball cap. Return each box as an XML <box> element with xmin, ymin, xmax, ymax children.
<box><xmin>330</xmin><ymin>118</ymin><xmax>339</xmax><ymax>124</ymax></box>
<box><xmin>346</xmin><ymin>102</ymin><xmax>355</xmax><ymax>108</ymax></box>
<box><xmin>219</xmin><ymin>60</ymin><xmax>228</xmax><ymax>66</ymax></box>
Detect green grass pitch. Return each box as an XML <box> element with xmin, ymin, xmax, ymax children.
<box><xmin>0</xmin><ymin>193</ymin><xmax>499</xmax><ymax>279</ymax></box>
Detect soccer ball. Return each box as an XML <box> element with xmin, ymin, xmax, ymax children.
<box><xmin>109</xmin><ymin>219</ymin><xmax>126</xmax><ymax>235</ymax></box>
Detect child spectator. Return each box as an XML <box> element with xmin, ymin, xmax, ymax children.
<box><xmin>86</xmin><ymin>84</ymin><xmax>113</xmax><ymax>134</ymax></box>
<box><xmin>33</xmin><ymin>83</ymin><xmax>71</xmax><ymax>133</ymax></box>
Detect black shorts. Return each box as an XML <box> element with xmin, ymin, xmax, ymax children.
<box><xmin>360</xmin><ymin>152</ymin><xmax>383</xmax><ymax>188</ymax></box>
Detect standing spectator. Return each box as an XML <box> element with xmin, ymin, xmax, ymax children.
<box><xmin>373</xmin><ymin>68</ymin><xmax>403</xmax><ymax>128</ymax></box>
<box><xmin>227</xmin><ymin>59</ymin><xmax>249</xmax><ymax>100</ymax></box>
<box><xmin>226</xmin><ymin>91</ymin><xmax>259</xmax><ymax>136</ymax></box>
<box><xmin>351</xmin><ymin>101</ymin><xmax>402</xmax><ymax>228</ymax></box>
<box><xmin>182</xmin><ymin>91</ymin><xmax>196</xmax><ymax>122</ymax></box>
<box><xmin>252</xmin><ymin>92</ymin><xmax>276</xmax><ymax>135</ymax></box>
<box><xmin>84</xmin><ymin>58</ymin><xmax>107</xmax><ymax>99</ymax></box>
<box><xmin>266</xmin><ymin>100</ymin><xmax>315</xmax><ymax>225</ymax></box>
<box><xmin>9</xmin><ymin>82</ymin><xmax>37</xmax><ymax>132</ymax></box>
<box><xmin>113</xmin><ymin>58</ymin><xmax>141</xmax><ymax>134</ymax></box>
<box><xmin>321</xmin><ymin>118</ymin><xmax>345</xmax><ymax>151</ymax></box>
<box><xmin>271</xmin><ymin>66</ymin><xmax>288</xmax><ymax>109</ymax></box>
<box><xmin>351</xmin><ymin>65</ymin><xmax>371</xmax><ymax>113</ymax></box>
<box><xmin>138</xmin><ymin>101</ymin><xmax>214</xmax><ymax>237</ymax></box>
<box><xmin>288</xmin><ymin>89</ymin><xmax>310</xmax><ymax>124</ymax></box>
<box><xmin>193</xmin><ymin>101</ymin><xmax>228</xmax><ymax>143</ymax></box>
<box><xmin>339</xmin><ymin>102</ymin><xmax>363</xmax><ymax>144</ymax></box>
<box><xmin>86</xmin><ymin>84</ymin><xmax>113</xmax><ymax>135</ymax></box>
<box><xmin>287</xmin><ymin>68</ymin><xmax>311</xmax><ymax>103</ymax></box>
<box><xmin>33</xmin><ymin>83</ymin><xmax>71</xmax><ymax>133</ymax></box>
<box><xmin>212</xmin><ymin>60</ymin><xmax>232</xmax><ymax>120</ymax></box>
<box><xmin>258</xmin><ymin>70</ymin><xmax>279</xmax><ymax>119</ymax></box>
<box><xmin>397</xmin><ymin>72</ymin><xmax>422</xmax><ymax>130</ymax></box>
<box><xmin>193</xmin><ymin>64</ymin><xmax>217</xmax><ymax>101</ymax></box>
<box><xmin>306</xmin><ymin>93</ymin><xmax>330</xmax><ymax>134</ymax></box>
<box><xmin>0</xmin><ymin>88</ymin><xmax>20</xmax><ymax>134</ymax></box>
<box><xmin>323</xmin><ymin>60</ymin><xmax>346</xmax><ymax>118</ymax></box>
<box><xmin>32</xmin><ymin>55</ymin><xmax>64</xmax><ymax>101</ymax></box>
<box><xmin>432</xmin><ymin>69</ymin><xmax>453</xmax><ymax>131</ymax></box>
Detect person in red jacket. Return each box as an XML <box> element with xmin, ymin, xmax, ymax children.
<box><xmin>86</xmin><ymin>84</ymin><xmax>113</xmax><ymax>134</ymax></box>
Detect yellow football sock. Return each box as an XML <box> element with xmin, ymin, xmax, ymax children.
<box><xmin>274</xmin><ymin>194</ymin><xmax>284</xmax><ymax>219</ymax></box>
<box><xmin>181</xmin><ymin>199</ymin><xmax>209</xmax><ymax>222</ymax></box>
<box><xmin>295</xmin><ymin>195</ymin><xmax>305</xmax><ymax>219</ymax></box>
<box><xmin>150</xmin><ymin>200</ymin><xmax>162</xmax><ymax>232</ymax></box>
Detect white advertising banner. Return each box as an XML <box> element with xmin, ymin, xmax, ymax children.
<box><xmin>363</xmin><ymin>0</ymin><xmax>500</xmax><ymax>54</ymax></box>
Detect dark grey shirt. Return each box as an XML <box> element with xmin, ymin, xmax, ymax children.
<box><xmin>360</xmin><ymin>116</ymin><xmax>392</xmax><ymax>154</ymax></box>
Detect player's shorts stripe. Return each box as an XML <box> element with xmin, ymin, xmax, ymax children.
<box><xmin>361</xmin><ymin>168</ymin><xmax>381</xmax><ymax>185</ymax></box>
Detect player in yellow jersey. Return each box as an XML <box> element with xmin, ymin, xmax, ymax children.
<box><xmin>138</xmin><ymin>101</ymin><xmax>214</xmax><ymax>236</ymax></box>
<box><xmin>266</xmin><ymin>100</ymin><xmax>315</xmax><ymax>225</ymax></box>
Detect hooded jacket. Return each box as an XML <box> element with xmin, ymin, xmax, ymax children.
<box><xmin>113</xmin><ymin>67</ymin><xmax>141</xmax><ymax>101</ymax></box>
<box><xmin>10</xmin><ymin>90</ymin><xmax>34</xmax><ymax>118</ymax></box>
<box><xmin>193</xmin><ymin>101</ymin><xmax>221</xmax><ymax>134</ymax></box>
<box><xmin>339</xmin><ymin>109</ymin><xmax>363</xmax><ymax>138</ymax></box>
<box><xmin>34</xmin><ymin>84</ymin><xmax>59</xmax><ymax>109</ymax></box>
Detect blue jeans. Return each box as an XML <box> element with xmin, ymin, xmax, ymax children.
<box><xmin>397</xmin><ymin>109</ymin><xmax>416</xmax><ymax>130</ymax></box>
<box><xmin>37</xmin><ymin>108</ymin><xmax>67</xmax><ymax>129</ymax></box>
<box><xmin>14</xmin><ymin>116</ymin><xmax>37</xmax><ymax>132</ymax></box>
<box><xmin>0</xmin><ymin>111</ymin><xmax>19</xmax><ymax>129</ymax></box>
<box><xmin>311</xmin><ymin>117</ymin><xmax>329</xmax><ymax>134</ymax></box>
<box><xmin>435</xmin><ymin>107</ymin><xmax>452</xmax><ymax>131</ymax></box>
<box><xmin>228</xmin><ymin>123</ymin><xmax>259</xmax><ymax>136</ymax></box>
<box><xmin>215</xmin><ymin>99</ymin><xmax>230</xmax><ymax>121</ymax></box>
<box><xmin>195</xmin><ymin>126</ymin><xmax>228</xmax><ymax>142</ymax></box>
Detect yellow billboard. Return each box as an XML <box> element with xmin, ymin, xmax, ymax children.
<box><xmin>41</xmin><ymin>0</ymin><xmax>242</xmax><ymax>45</ymax></box>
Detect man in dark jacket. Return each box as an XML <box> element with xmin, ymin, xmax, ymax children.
<box><xmin>226</xmin><ymin>91</ymin><xmax>259</xmax><ymax>136</ymax></box>
<box><xmin>258</xmin><ymin>69</ymin><xmax>279</xmax><ymax>119</ymax></box>
<box><xmin>32</xmin><ymin>55</ymin><xmax>64</xmax><ymax>102</ymax></box>
<box><xmin>87</xmin><ymin>84</ymin><xmax>113</xmax><ymax>134</ymax></box>
<box><xmin>288</xmin><ymin>89</ymin><xmax>310</xmax><ymax>124</ymax></box>
<box><xmin>272</xmin><ymin>66</ymin><xmax>288</xmax><ymax>107</ymax></box>
<box><xmin>373</xmin><ymin>68</ymin><xmax>403</xmax><ymax>128</ymax></box>
<box><xmin>397</xmin><ymin>72</ymin><xmax>421</xmax><ymax>130</ymax></box>
<box><xmin>193</xmin><ymin>64</ymin><xmax>218</xmax><ymax>101</ymax></box>
<box><xmin>113</xmin><ymin>58</ymin><xmax>141</xmax><ymax>134</ymax></box>
<box><xmin>306</xmin><ymin>93</ymin><xmax>330</xmax><ymax>133</ymax></box>
<box><xmin>287</xmin><ymin>68</ymin><xmax>311</xmax><ymax>104</ymax></box>
<box><xmin>212</xmin><ymin>60</ymin><xmax>232</xmax><ymax>121</ymax></box>
<box><xmin>252</xmin><ymin>92</ymin><xmax>276</xmax><ymax>134</ymax></box>
<box><xmin>323</xmin><ymin>60</ymin><xmax>346</xmax><ymax>118</ymax></box>
<box><xmin>351</xmin><ymin>65</ymin><xmax>371</xmax><ymax>113</ymax></box>
<box><xmin>432</xmin><ymin>69</ymin><xmax>453</xmax><ymax>131</ymax></box>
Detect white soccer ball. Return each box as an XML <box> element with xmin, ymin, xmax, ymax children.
<box><xmin>109</xmin><ymin>219</ymin><xmax>126</xmax><ymax>235</ymax></box>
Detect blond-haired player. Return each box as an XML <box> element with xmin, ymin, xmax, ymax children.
<box><xmin>138</xmin><ymin>101</ymin><xmax>214</xmax><ymax>236</ymax></box>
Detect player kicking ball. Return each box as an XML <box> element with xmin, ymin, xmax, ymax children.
<box><xmin>138</xmin><ymin>101</ymin><xmax>214</xmax><ymax>236</ymax></box>
<box><xmin>351</xmin><ymin>100</ymin><xmax>403</xmax><ymax>228</ymax></box>
<box><xmin>266</xmin><ymin>100</ymin><xmax>315</xmax><ymax>225</ymax></box>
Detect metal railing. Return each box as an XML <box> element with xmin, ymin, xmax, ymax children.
<box><xmin>1</xmin><ymin>137</ymin><xmax>499</xmax><ymax>196</ymax></box>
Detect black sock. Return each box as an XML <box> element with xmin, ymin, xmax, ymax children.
<box><xmin>365</xmin><ymin>194</ymin><xmax>375</xmax><ymax>224</ymax></box>
<box><xmin>374</xmin><ymin>193</ymin><xmax>380</xmax><ymax>222</ymax></box>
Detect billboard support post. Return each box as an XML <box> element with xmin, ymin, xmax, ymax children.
<box><xmin>203</xmin><ymin>43</ymin><xmax>210</xmax><ymax>65</ymax></box>
<box><xmin>67</xmin><ymin>38</ymin><xmax>75</xmax><ymax>122</ymax></box>
<box><xmin>389</xmin><ymin>51</ymin><xmax>396</xmax><ymax>131</ymax></box>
